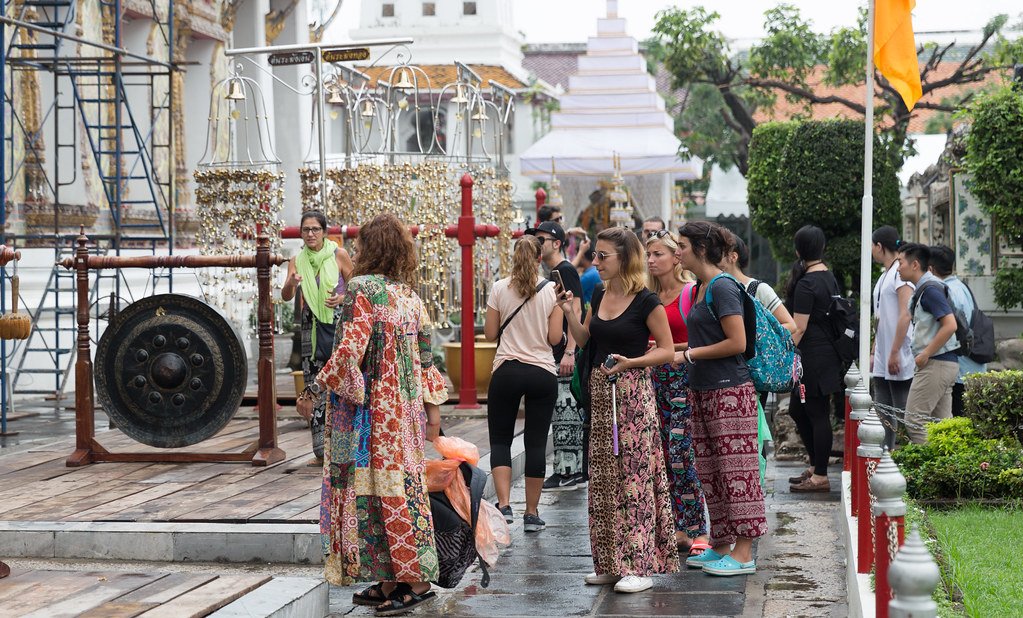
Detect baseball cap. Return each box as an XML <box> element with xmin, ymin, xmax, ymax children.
<box><xmin>524</xmin><ymin>221</ymin><xmax>566</xmax><ymax>244</ymax></box>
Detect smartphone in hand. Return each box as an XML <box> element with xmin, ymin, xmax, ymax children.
<box><xmin>550</xmin><ymin>269</ymin><xmax>565</xmax><ymax>293</ymax></box>
<box><xmin>602</xmin><ymin>355</ymin><xmax>617</xmax><ymax>370</ymax></box>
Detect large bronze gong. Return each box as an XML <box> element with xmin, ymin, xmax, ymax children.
<box><xmin>95</xmin><ymin>294</ymin><xmax>247</xmax><ymax>448</ymax></box>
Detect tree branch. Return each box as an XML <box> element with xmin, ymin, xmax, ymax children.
<box><xmin>744</xmin><ymin>78</ymin><xmax>867</xmax><ymax>114</ymax></box>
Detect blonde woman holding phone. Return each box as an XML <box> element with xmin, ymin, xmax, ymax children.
<box><xmin>557</xmin><ymin>227</ymin><xmax>678</xmax><ymax>594</ymax></box>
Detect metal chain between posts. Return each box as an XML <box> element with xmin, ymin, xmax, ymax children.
<box><xmin>868</xmin><ymin>459</ymin><xmax>879</xmax><ymax>550</ymax></box>
<box><xmin>888</xmin><ymin>517</ymin><xmax>900</xmax><ymax>563</ymax></box>
<box><xmin>871</xmin><ymin>401</ymin><xmax>935</xmax><ymax>434</ymax></box>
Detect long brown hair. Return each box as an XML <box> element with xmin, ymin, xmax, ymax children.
<box><xmin>352</xmin><ymin>213</ymin><xmax>418</xmax><ymax>286</ymax></box>
<box><xmin>596</xmin><ymin>227</ymin><xmax>647</xmax><ymax>295</ymax></box>
<box><xmin>510</xmin><ymin>235</ymin><xmax>542</xmax><ymax>299</ymax></box>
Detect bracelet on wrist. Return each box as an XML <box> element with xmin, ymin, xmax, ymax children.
<box><xmin>685</xmin><ymin>349</ymin><xmax>695</xmax><ymax>364</ymax></box>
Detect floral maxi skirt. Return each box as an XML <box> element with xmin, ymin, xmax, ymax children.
<box><xmin>587</xmin><ymin>368</ymin><xmax>680</xmax><ymax>576</ymax></box>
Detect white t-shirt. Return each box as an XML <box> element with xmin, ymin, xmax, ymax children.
<box><xmin>488</xmin><ymin>276</ymin><xmax>558</xmax><ymax>375</ymax></box>
<box><xmin>871</xmin><ymin>262</ymin><xmax>915</xmax><ymax>381</ymax></box>
<box><xmin>750</xmin><ymin>279</ymin><xmax>783</xmax><ymax>314</ymax></box>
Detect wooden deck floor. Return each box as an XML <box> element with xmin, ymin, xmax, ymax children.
<box><xmin>0</xmin><ymin>416</ymin><xmax>492</xmax><ymax>524</ymax></box>
<box><xmin>0</xmin><ymin>568</ymin><xmax>272</xmax><ymax>617</ymax></box>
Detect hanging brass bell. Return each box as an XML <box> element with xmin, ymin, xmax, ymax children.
<box><xmin>394</xmin><ymin>68</ymin><xmax>415</xmax><ymax>91</ymax></box>
<box><xmin>225</xmin><ymin>79</ymin><xmax>246</xmax><ymax>101</ymax></box>
<box><xmin>328</xmin><ymin>88</ymin><xmax>345</xmax><ymax>105</ymax></box>
<box><xmin>471</xmin><ymin>104</ymin><xmax>489</xmax><ymax>121</ymax></box>
<box><xmin>451</xmin><ymin>85</ymin><xmax>469</xmax><ymax>105</ymax></box>
<box><xmin>361</xmin><ymin>100</ymin><xmax>375</xmax><ymax>118</ymax></box>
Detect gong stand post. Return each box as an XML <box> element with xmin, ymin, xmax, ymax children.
<box><xmin>253</xmin><ymin>234</ymin><xmax>285</xmax><ymax>465</ymax></box>
<box><xmin>63</xmin><ymin>231</ymin><xmax>287</xmax><ymax>467</ymax></box>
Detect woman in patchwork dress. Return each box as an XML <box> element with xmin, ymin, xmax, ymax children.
<box><xmin>315</xmin><ymin>214</ymin><xmax>447</xmax><ymax>616</ymax></box>
<box><xmin>557</xmin><ymin>227</ymin><xmax>679</xmax><ymax>594</ymax></box>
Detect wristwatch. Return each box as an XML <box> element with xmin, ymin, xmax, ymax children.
<box><xmin>307</xmin><ymin>382</ymin><xmax>323</xmax><ymax>395</ymax></box>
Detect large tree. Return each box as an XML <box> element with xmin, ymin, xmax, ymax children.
<box><xmin>649</xmin><ymin>5</ymin><xmax>1023</xmax><ymax>175</ymax></box>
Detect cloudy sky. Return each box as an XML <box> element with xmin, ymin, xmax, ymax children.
<box><xmin>332</xmin><ymin>0</ymin><xmax>1022</xmax><ymax>46</ymax></box>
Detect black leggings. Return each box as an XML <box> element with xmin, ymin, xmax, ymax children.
<box><xmin>487</xmin><ymin>360</ymin><xmax>558</xmax><ymax>478</ymax></box>
<box><xmin>788</xmin><ymin>393</ymin><xmax>835</xmax><ymax>476</ymax></box>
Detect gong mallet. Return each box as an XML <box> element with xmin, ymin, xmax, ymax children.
<box><xmin>603</xmin><ymin>355</ymin><xmax>620</xmax><ymax>456</ymax></box>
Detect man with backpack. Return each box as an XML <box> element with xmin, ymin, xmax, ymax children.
<box><xmin>897</xmin><ymin>243</ymin><xmax>960</xmax><ymax>444</ymax></box>
<box><xmin>928</xmin><ymin>245</ymin><xmax>990</xmax><ymax>417</ymax></box>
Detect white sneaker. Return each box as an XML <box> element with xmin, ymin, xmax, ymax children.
<box><xmin>584</xmin><ymin>572</ymin><xmax>620</xmax><ymax>585</ymax></box>
<box><xmin>614</xmin><ymin>576</ymin><xmax>653</xmax><ymax>593</ymax></box>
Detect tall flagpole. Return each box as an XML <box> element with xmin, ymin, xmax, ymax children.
<box><xmin>859</xmin><ymin>0</ymin><xmax>876</xmax><ymax>383</ymax></box>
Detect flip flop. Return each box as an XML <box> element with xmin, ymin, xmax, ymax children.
<box><xmin>688</xmin><ymin>540</ymin><xmax>712</xmax><ymax>557</ymax></box>
<box><xmin>375</xmin><ymin>582</ymin><xmax>436</xmax><ymax>616</ymax></box>
<box><xmin>352</xmin><ymin>582</ymin><xmax>388</xmax><ymax>607</ymax></box>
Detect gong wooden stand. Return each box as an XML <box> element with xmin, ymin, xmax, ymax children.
<box><xmin>61</xmin><ymin>231</ymin><xmax>287</xmax><ymax>467</ymax></box>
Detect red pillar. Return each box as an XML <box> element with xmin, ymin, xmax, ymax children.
<box><xmin>874</xmin><ymin>513</ymin><xmax>905</xmax><ymax>618</ymax></box>
<box><xmin>456</xmin><ymin>173</ymin><xmax>480</xmax><ymax>409</ymax></box>
<box><xmin>534</xmin><ymin>187</ymin><xmax>546</xmax><ymax>226</ymax></box>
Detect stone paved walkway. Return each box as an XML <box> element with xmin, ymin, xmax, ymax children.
<box><xmin>327</xmin><ymin>455</ymin><xmax>848</xmax><ymax>617</ymax></box>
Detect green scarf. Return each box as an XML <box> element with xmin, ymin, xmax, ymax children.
<box><xmin>296</xmin><ymin>239</ymin><xmax>340</xmax><ymax>351</ymax></box>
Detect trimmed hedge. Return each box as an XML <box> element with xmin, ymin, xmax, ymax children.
<box><xmin>747</xmin><ymin>119</ymin><xmax>901</xmax><ymax>290</ymax></box>
<box><xmin>964</xmin><ymin>370</ymin><xmax>1023</xmax><ymax>445</ymax></box>
<box><xmin>893</xmin><ymin>417</ymin><xmax>1023</xmax><ymax>501</ymax></box>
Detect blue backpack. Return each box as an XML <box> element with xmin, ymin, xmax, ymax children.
<box><xmin>700</xmin><ymin>274</ymin><xmax>803</xmax><ymax>393</ymax></box>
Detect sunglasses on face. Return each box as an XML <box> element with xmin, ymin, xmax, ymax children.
<box><xmin>595</xmin><ymin>251</ymin><xmax>618</xmax><ymax>261</ymax></box>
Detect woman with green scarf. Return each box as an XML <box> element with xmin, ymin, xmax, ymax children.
<box><xmin>282</xmin><ymin>211</ymin><xmax>353</xmax><ymax>460</ymax></box>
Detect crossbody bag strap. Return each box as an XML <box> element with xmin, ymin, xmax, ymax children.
<box><xmin>497</xmin><ymin>279</ymin><xmax>552</xmax><ymax>341</ymax></box>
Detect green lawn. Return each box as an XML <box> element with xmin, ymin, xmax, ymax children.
<box><xmin>927</xmin><ymin>506</ymin><xmax>1023</xmax><ymax>617</ymax></box>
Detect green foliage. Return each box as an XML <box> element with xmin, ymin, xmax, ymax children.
<box><xmin>650</xmin><ymin>5</ymin><xmax>1021</xmax><ymax>176</ymax></box>
<box><xmin>747</xmin><ymin>119</ymin><xmax>900</xmax><ymax>289</ymax></box>
<box><xmin>993</xmin><ymin>267</ymin><xmax>1023</xmax><ymax>311</ymax></box>
<box><xmin>962</xmin><ymin>87</ymin><xmax>1023</xmax><ymax>243</ymax></box>
<box><xmin>963</xmin><ymin>370</ymin><xmax>1023</xmax><ymax>444</ymax></box>
<box><xmin>893</xmin><ymin>417</ymin><xmax>1023</xmax><ymax>501</ymax></box>
<box><xmin>747</xmin><ymin>121</ymin><xmax>797</xmax><ymax>254</ymax></box>
<box><xmin>674</xmin><ymin>83</ymin><xmax>744</xmax><ymax>172</ymax></box>
<box><xmin>748</xmin><ymin>5</ymin><xmax>824</xmax><ymax>89</ymax></box>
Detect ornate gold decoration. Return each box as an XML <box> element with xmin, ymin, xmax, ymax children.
<box><xmin>296</xmin><ymin>161</ymin><xmax>513</xmax><ymax>326</ymax></box>
<box><xmin>264</xmin><ymin>0</ymin><xmax>300</xmax><ymax>45</ymax></box>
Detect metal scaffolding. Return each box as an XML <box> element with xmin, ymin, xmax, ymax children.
<box><xmin>1</xmin><ymin>0</ymin><xmax>177</xmax><ymax>429</ymax></box>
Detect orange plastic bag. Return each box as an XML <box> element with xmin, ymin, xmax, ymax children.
<box><xmin>424</xmin><ymin>436</ymin><xmax>510</xmax><ymax>566</ymax></box>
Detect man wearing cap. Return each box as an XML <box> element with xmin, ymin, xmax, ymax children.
<box><xmin>526</xmin><ymin>221</ymin><xmax>588</xmax><ymax>490</ymax></box>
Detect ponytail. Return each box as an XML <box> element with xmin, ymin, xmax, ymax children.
<box><xmin>510</xmin><ymin>236</ymin><xmax>542</xmax><ymax>299</ymax></box>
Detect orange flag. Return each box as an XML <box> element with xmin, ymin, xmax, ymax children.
<box><xmin>874</xmin><ymin>0</ymin><xmax>922</xmax><ymax>110</ymax></box>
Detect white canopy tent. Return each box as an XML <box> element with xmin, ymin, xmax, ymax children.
<box><xmin>520</xmin><ymin>1</ymin><xmax>703</xmax><ymax>226</ymax></box>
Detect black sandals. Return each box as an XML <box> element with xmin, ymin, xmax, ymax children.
<box><xmin>374</xmin><ymin>582</ymin><xmax>437</xmax><ymax>616</ymax></box>
<box><xmin>352</xmin><ymin>582</ymin><xmax>388</xmax><ymax>607</ymax></box>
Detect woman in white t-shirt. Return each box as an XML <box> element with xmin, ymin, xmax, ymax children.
<box><xmin>870</xmin><ymin>226</ymin><xmax>914</xmax><ymax>450</ymax></box>
<box><xmin>720</xmin><ymin>235</ymin><xmax>796</xmax><ymax>333</ymax></box>
<box><xmin>483</xmin><ymin>235</ymin><xmax>564</xmax><ymax>532</ymax></box>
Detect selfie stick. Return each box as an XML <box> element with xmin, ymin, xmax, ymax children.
<box><xmin>609</xmin><ymin>373</ymin><xmax>620</xmax><ymax>456</ymax></box>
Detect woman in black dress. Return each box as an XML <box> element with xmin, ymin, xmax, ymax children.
<box><xmin>784</xmin><ymin>225</ymin><xmax>844</xmax><ymax>493</ymax></box>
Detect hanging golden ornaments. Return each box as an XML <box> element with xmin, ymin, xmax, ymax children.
<box><xmin>193</xmin><ymin>168</ymin><xmax>286</xmax><ymax>315</ymax></box>
<box><xmin>296</xmin><ymin>161</ymin><xmax>514</xmax><ymax>327</ymax></box>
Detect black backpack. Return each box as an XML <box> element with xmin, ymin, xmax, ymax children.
<box><xmin>825</xmin><ymin>294</ymin><xmax>859</xmax><ymax>364</ymax></box>
<box><xmin>909</xmin><ymin>281</ymin><xmax>973</xmax><ymax>358</ymax></box>
<box><xmin>962</xmin><ymin>282</ymin><xmax>996</xmax><ymax>364</ymax></box>
<box><xmin>429</xmin><ymin>461</ymin><xmax>491</xmax><ymax>589</ymax></box>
